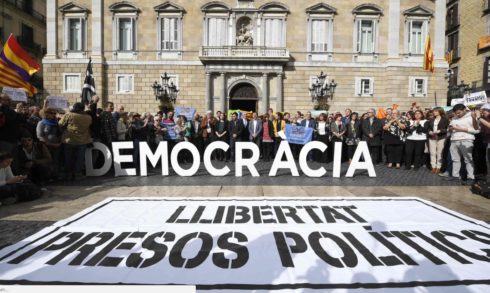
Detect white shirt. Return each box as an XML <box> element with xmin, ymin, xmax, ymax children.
<box><xmin>0</xmin><ymin>166</ymin><xmax>14</xmax><ymax>186</ymax></box>
<box><xmin>433</xmin><ymin>117</ymin><xmax>440</xmax><ymax>132</ymax></box>
<box><xmin>450</xmin><ymin>112</ymin><xmax>478</xmax><ymax>141</ymax></box>
<box><xmin>407</xmin><ymin>120</ymin><xmax>427</xmax><ymax>141</ymax></box>
<box><xmin>318</xmin><ymin>122</ymin><xmax>326</xmax><ymax>135</ymax></box>
<box><xmin>253</xmin><ymin>120</ymin><xmax>257</xmax><ymax>136</ymax></box>
<box><xmin>305</xmin><ymin>120</ymin><xmax>310</xmax><ymax>128</ymax></box>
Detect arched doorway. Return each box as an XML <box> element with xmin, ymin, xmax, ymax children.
<box><xmin>229</xmin><ymin>83</ymin><xmax>258</xmax><ymax>112</ymax></box>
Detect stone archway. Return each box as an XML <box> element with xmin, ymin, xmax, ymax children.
<box><xmin>229</xmin><ymin>82</ymin><xmax>258</xmax><ymax>112</ymax></box>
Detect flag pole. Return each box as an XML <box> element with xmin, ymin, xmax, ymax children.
<box><xmin>434</xmin><ymin>92</ymin><xmax>437</xmax><ymax>107</ymax></box>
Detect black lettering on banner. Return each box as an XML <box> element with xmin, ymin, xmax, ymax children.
<box><xmin>84</xmin><ymin>232</ymin><xmax>131</xmax><ymax>266</ymax></box>
<box><xmin>44</xmin><ymin>232</ymin><xmax>84</xmax><ymax>252</ymax></box>
<box><xmin>308</xmin><ymin>232</ymin><xmax>358</xmax><ymax>268</ymax></box>
<box><xmin>432</xmin><ymin>231</ymin><xmax>490</xmax><ymax>262</ymax></box>
<box><xmin>412</xmin><ymin>231</ymin><xmax>472</xmax><ymax>264</ymax></box>
<box><xmin>390</xmin><ymin>231</ymin><xmax>446</xmax><ymax>265</ymax></box>
<box><xmin>281</xmin><ymin>206</ymin><xmax>304</xmax><ymax>223</ymax></box>
<box><xmin>190</xmin><ymin>206</ymin><xmax>206</xmax><ymax>224</ymax></box>
<box><xmin>169</xmin><ymin>232</ymin><xmax>213</xmax><ymax>269</ymax></box>
<box><xmin>370</xmin><ymin>232</ymin><xmax>417</xmax><ymax>266</ymax></box>
<box><xmin>46</xmin><ymin>232</ymin><xmax>100</xmax><ymax>265</ymax></box>
<box><xmin>273</xmin><ymin>206</ymin><xmax>287</xmax><ymax>224</ymax></box>
<box><xmin>260</xmin><ymin>206</ymin><xmax>277</xmax><ymax>224</ymax></box>
<box><xmin>212</xmin><ymin>232</ymin><xmax>249</xmax><ymax>269</ymax></box>
<box><xmin>273</xmin><ymin>232</ymin><xmax>307</xmax><ymax>267</ymax></box>
<box><xmin>342</xmin><ymin>232</ymin><xmax>384</xmax><ymax>266</ymax></box>
<box><xmin>303</xmin><ymin>206</ymin><xmax>323</xmax><ymax>223</ymax></box>
<box><xmin>126</xmin><ymin>231</ymin><xmax>175</xmax><ymax>268</ymax></box>
<box><xmin>461</xmin><ymin>230</ymin><xmax>490</xmax><ymax>245</ymax></box>
<box><xmin>226</xmin><ymin>206</ymin><xmax>236</xmax><ymax>224</ymax></box>
<box><xmin>166</xmin><ymin>206</ymin><xmax>186</xmax><ymax>223</ymax></box>
<box><xmin>337</xmin><ymin>206</ymin><xmax>367</xmax><ymax>223</ymax></box>
<box><xmin>234</xmin><ymin>206</ymin><xmax>251</xmax><ymax>224</ymax></box>
<box><xmin>68</xmin><ymin>232</ymin><xmax>115</xmax><ymax>266</ymax></box>
<box><xmin>8</xmin><ymin>232</ymin><xmax>71</xmax><ymax>264</ymax></box>
<box><xmin>98</xmin><ymin>232</ymin><xmax>148</xmax><ymax>267</ymax></box>
<box><xmin>213</xmin><ymin>206</ymin><xmax>226</xmax><ymax>224</ymax></box>
<box><xmin>321</xmin><ymin>206</ymin><xmax>354</xmax><ymax>224</ymax></box>
<box><xmin>252</xmin><ymin>206</ymin><xmax>262</xmax><ymax>224</ymax></box>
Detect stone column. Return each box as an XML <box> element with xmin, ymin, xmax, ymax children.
<box><xmin>205</xmin><ymin>72</ymin><xmax>213</xmax><ymax>112</ymax></box>
<box><xmin>92</xmin><ymin>0</ymin><xmax>103</xmax><ymax>58</ymax></box>
<box><xmin>221</xmin><ymin>72</ymin><xmax>227</xmax><ymax>113</ymax></box>
<box><xmin>434</xmin><ymin>0</ymin><xmax>446</xmax><ymax>60</ymax></box>
<box><xmin>276</xmin><ymin>73</ymin><xmax>283</xmax><ymax>112</ymax></box>
<box><xmin>388</xmin><ymin>0</ymin><xmax>400</xmax><ymax>58</ymax></box>
<box><xmin>261</xmin><ymin>73</ymin><xmax>269</xmax><ymax>114</ymax></box>
<box><xmin>46</xmin><ymin>0</ymin><xmax>57</xmax><ymax>58</ymax></box>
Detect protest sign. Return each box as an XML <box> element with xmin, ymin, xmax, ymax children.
<box><xmin>450</xmin><ymin>98</ymin><xmax>464</xmax><ymax>106</ymax></box>
<box><xmin>46</xmin><ymin>96</ymin><xmax>69</xmax><ymax>109</ymax></box>
<box><xmin>463</xmin><ymin>91</ymin><xmax>488</xmax><ymax>106</ymax></box>
<box><xmin>2</xmin><ymin>87</ymin><xmax>27</xmax><ymax>102</ymax></box>
<box><xmin>175</xmin><ymin>107</ymin><xmax>196</xmax><ymax>121</ymax></box>
<box><xmin>162</xmin><ymin>122</ymin><xmax>177</xmax><ymax>140</ymax></box>
<box><xmin>285</xmin><ymin>124</ymin><xmax>313</xmax><ymax>145</ymax></box>
<box><xmin>0</xmin><ymin>197</ymin><xmax>488</xmax><ymax>291</ymax></box>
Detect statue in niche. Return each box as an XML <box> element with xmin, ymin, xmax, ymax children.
<box><xmin>236</xmin><ymin>24</ymin><xmax>253</xmax><ymax>46</ymax></box>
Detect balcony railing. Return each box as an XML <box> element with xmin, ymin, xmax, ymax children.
<box><xmin>199</xmin><ymin>46</ymin><xmax>290</xmax><ymax>62</ymax></box>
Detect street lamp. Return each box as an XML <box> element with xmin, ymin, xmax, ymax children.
<box><xmin>151</xmin><ymin>72</ymin><xmax>179</xmax><ymax>105</ymax></box>
<box><xmin>309</xmin><ymin>71</ymin><xmax>337</xmax><ymax>103</ymax></box>
<box><xmin>444</xmin><ymin>69</ymin><xmax>470</xmax><ymax>105</ymax></box>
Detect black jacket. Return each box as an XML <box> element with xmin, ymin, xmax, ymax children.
<box><xmin>427</xmin><ymin>117</ymin><xmax>449</xmax><ymax>140</ymax></box>
<box><xmin>361</xmin><ymin>117</ymin><xmax>383</xmax><ymax>146</ymax></box>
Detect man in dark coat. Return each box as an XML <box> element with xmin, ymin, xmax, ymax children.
<box><xmin>361</xmin><ymin>108</ymin><xmax>383</xmax><ymax>164</ymax></box>
<box><xmin>228</xmin><ymin>112</ymin><xmax>244</xmax><ymax>162</ymax></box>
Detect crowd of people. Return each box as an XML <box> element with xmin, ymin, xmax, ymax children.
<box><xmin>1</xmin><ymin>92</ymin><xmax>489</xmax><ymax>205</ymax></box>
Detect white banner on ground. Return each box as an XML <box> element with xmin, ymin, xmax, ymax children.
<box><xmin>2</xmin><ymin>87</ymin><xmax>27</xmax><ymax>102</ymax></box>
<box><xmin>0</xmin><ymin>197</ymin><xmax>489</xmax><ymax>292</ymax></box>
<box><xmin>464</xmin><ymin>91</ymin><xmax>488</xmax><ymax>106</ymax></box>
<box><xmin>46</xmin><ymin>96</ymin><xmax>69</xmax><ymax>109</ymax></box>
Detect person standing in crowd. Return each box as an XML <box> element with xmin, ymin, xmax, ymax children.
<box><xmin>382</xmin><ymin>109</ymin><xmax>408</xmax><ymax>169</ymax></box>
<box><xmin>345</xmin><ymin>112</ymin><xmax>361</xmax><ymax>163</ymax></box>
<box><xmin>301</xmin><ymin>111</ymin><xmax>316</xmax><ymax>161</ymax></box>
<box><xmin>240</xmin><ymin>113</ymin><xmax>249</xmax><ymax>142</ymax></box>
<box><xmin>273</xmin><ymin>112</ymin><xmax>286</xmax><ymax>155</ymax></box>
<box><xmin>27</xmin><ymin>106</ymin><xmax>42</xmax><ymax>140</ymax></box>
<box><xmin>330</xmin><ymin>113</ymin><xmax>346</xmax><ymax>160</ymax></box>
<box><xmin>162</xmin><ymin>111</ymin><xmax>177</xmax><ymax>152</ymax></box>
<box><xmin>116</xmin><ymin>112</ymin><xmax>129</xmax><ymax>141</ymax></box>
<box><xmin>100</xmin><ymin>101</ymin><xmax>117</xmax><ymax>146</ymax></box>
<box><xmin>37</xmin><ymin>107</ymin><xmax>62</xmax><ymax>178</ymax></box>
<box><xmin>315</xmin><ymin>113</ymin><xmax>330</xmax><ymax>163</ymax></box>
<box><xmin>153</xmin><ymin>115</ymin><xmax>164</xmax><ymax>145</ymax></box>
<box><xmin>478</xmin><ymin>104</ymin><xmax>490</xmax><ymax>182</ymax></box>
<box><xmin>127</xmin><ymin>113</ymin><xmax>149</xmax><ymax>169</ymax></box>
<box><xmin>13</xmin><ymin>132</ymin><xmax>53</xmax><ymax>186</ymax></box>
<box><xmin>342</xmin><ymin>109</ymin><xmax>352</xmax><ymax>125</ymax></box>
<box><xmin>448</xmin><ymin>104</ymin><xmax>480</xmax><ymax>184</ymax></box>
<box><xmin>215</xmin><ymin>112</ymin><xmax>228</xmax><ymax>161</ymax></box>
<box><xmin>405</xmin><ymin>110</ymin><xmax>428</xmax><ymax>170</ymax></box>
<box><xmin>1</xmin><ymin>152</ymin><xmax>29</xmax><ymax>204</ymax></box>
<box><xmin>201</xmin><ymin>110</ymin><xmax>217</xmax><ymax>157</ymax></box>
<box><xmin>361</xmin><ymin>108</ymin><xmax>382</xmax><ymax>164</ymax></box>
<box><xmin>295</xmin><ymin>111</ymin><xmax>303</xmax><ymax>125</ymax></box>
<box><xmin>0</xmin><ymin>94</ymin><xmax>20</xmax><ymax>154</ymax></box>
<box><xmin>261</xmin><ymin>114</ymin><xmax>274</xmax><ymax>162</ymax></box>
<box><xmin>228</xmin><ymin>112</ymin><xmax>244</xmax><ymax>162</ymax></box>
<box><xmin>268</xmin><ymin>108</ymin><xmax>274</xmax><ymax>121</ymax></box>
<box><xmin>112</xmin><ymin>105</ymin><xmax>125</xmax><ymax>124</ymax></box>
<box><xmin>59</xmin><ymin>102</ymin><xmax>92</xmax><ymax>180</ymax></box>
<box><xmin>248</xmin><ymin>112</ymin><xmax>262</xmax><ymax>149</ymax></box>
<box><xmin>428</xmin><ymin>107</ymin><xmax>449</xmax><ymax>174</ymax></box>
<box><xmin>191</xmin><ymin>113</ymin><xmax>203</xmax><ymax>159</ymax></box>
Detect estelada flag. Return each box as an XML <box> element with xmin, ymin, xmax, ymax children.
<box><xmin>423</xmin><ymin>33</ymin><xmax>434</xmax><ymax>73</ymax></box>
<box><xmin>0</xmin><ymin>34</ymin><xmax>40</xmax><ymax>96</ymax></box>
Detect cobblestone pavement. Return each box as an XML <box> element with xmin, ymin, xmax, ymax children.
<box><xmin>0</xmin><ymin>162</ymin><xmax>488</xmax><ymax>249</ymax></box>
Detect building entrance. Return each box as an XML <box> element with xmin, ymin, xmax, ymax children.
<box><xmin>229</xmin><ymin>83</ymin><xmax>258</xmax><ymax>112</ymax></box>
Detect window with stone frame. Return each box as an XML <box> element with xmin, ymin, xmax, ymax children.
<box><xmin>260</xmin><ymin>2</ymin><xmax>288</xmax><ymax>47</ymax></box>
<box><xmin>352</xmin><ymin>4</ymin><xmax>383</xmax><ymax>55</ymax></box>
<box><xmin>58</xmin><ymin>2</ymin><xmax>89</xmax><ymax>56</ymax></box>
<box><xmin>110</xmin><ymin>2</ymin><xmax>140</xmax><ymax>53</ymax></box>
<box><xmin>409</xmin><ymin>77</ymin><xmax>428</xmax><ymax>97</ymax></box>
<box><xmin>155</xmin><ymin>2</ymin><xmax>185</xmax><ymax>53</ymax></box>
<box><xmin>403</xmin><ymin>5</ymin><xmax>433</xmax><ymax>56</ymax></box>
<box><xmin>63</xmin><ymin>73</ymin><xmax>81</xmax><ymax>93</ymax></box>
<box><xmin>355</xmin><ymin>77</ymin><xmax>374</xmax><ymax>97</ymax></box>
<box><xmin>116</xmin><ymin>74</ymin><xmax>134</xmax><ymax>94</ymax></box>
<box><xmin>306</xmin><ymin>3</ymin><xmax>336</xmax><ymax>56</ymax></box>
<box><xmin>201</xmin><ymin>2</ymin><xmax>231</xmax><ymax>47</ymax></box>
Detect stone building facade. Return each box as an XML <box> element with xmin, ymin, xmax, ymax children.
<box><xmin>43</xmin><ymin>0</ymin><xmax>448</xmax><ymax>114</ymax></box>
<box><xmin>446</xmin><ymin>0</ymin><xmax>490</xmax><ymax>100</ymax></box>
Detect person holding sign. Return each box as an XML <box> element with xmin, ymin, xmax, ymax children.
<box><xmin>448</xmin><ymin>104</ymin><xmax>480</xmax><ymax>185</ymax></box>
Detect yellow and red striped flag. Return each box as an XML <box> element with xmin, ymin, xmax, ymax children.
<box><xmin>423</xmin><ymin>33</ymin><xmax>434</xmax><ymax>73</ymax></box>
<box><xmin>0</xmin><ymin>34</ymin><xmax>40</xmax><ymax>96</ymax></box>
